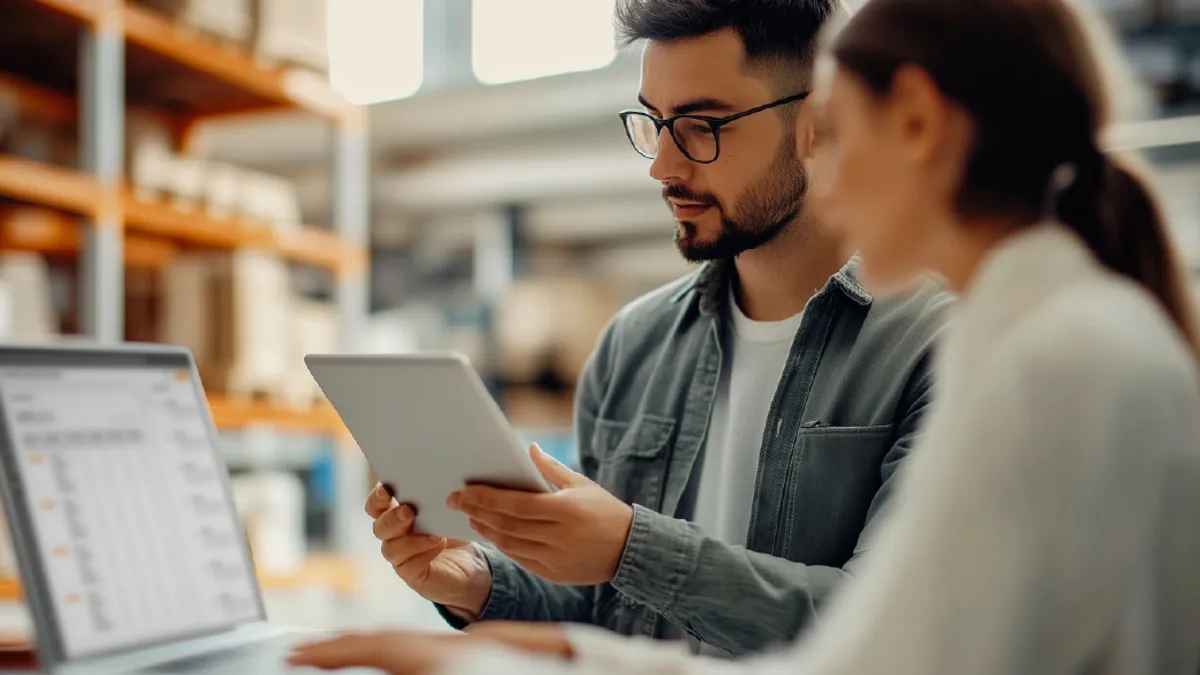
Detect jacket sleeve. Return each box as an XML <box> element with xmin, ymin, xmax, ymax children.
<box><xmin>606</xmin><ymin>353</ymin><xmax>935</xmax><ymax>655</ymax></box>
<box><xmin>435</xmin><ymin>316</ymin><xmax>618</xmax><ymax>628</ymax></box>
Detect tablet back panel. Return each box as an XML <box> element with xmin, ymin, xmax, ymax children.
<box><xmin>304</xmin><ymin>353</ymin><xmax>548</xmax><ymax>542</ymax></box>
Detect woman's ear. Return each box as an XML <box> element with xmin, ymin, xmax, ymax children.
<box><xmin>887</xmin><ymin>64</ymin><xmax>963</xmax><ymax>170</ymax></box>
<box><xmin>796</xmin><ymin>102</ymin><xmax>819</xmax><ymax>160</ymax></box>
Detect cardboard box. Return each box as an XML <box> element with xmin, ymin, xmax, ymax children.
<box><xmin>131</xmin><ymin>0</ymin><xmax>255</xmax><ymax>45</ymax></box>
<box><xmin>279</xmin><ymin>299</ymin><xmax>338</xmax><ymax>408</ymax></box>
<box><xmin>124</xmin><ymin>267</ymin><xmax>160</xmax><ymax>343</ymax></box>
<box><xmin>161</xmin><ymin>252</ymin><xmax>292</xmax><ymax>399</ymax></box>
<box><xmin>238</xmin><ymin>170</ymin><xmax>301</xmax><ymax>230</ymax></box>
<box><xmin>0</xmin><ymin>251</ymin><xmax>55</xmax><ymax>341</ymax></box>
<box><xmin>494</xmin><ymin>277</ymin><xmax>621</xmax><ymax>385</ymax></box>
<box><xmin>254</xmin><ymin>0</ymin><xmax>328</xmax><ymax>73</ymax></box>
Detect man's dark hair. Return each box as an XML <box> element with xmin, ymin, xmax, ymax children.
<box><xmin>614</xmin><ymin>0</ymin><xmax>843</xmax><ymax>92</ymax></box>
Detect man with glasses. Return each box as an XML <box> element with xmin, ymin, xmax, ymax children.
<box><xmin>365</xmin><ymin>0</ymin><xmax>951</xmax><ymax>658</ymax></box>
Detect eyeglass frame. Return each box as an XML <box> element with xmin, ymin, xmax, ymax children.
<box><xmin>618</xmin><ymin>91</ymin><xmax>811</xmax><ymax>164</ymax></box>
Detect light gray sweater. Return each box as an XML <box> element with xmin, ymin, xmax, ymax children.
<box><xmin>444</xmin><ymin>223</ymin><xmax>1200</xmax><ymax>675</ymax></box>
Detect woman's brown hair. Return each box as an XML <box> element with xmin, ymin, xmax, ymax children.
<box><xmin>832</xmin><ymin>0</ymin><xmax>1200</xmax><ymax>360</ymax></box>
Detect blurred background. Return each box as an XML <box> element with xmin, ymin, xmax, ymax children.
<box><xmin>0</xmin><ymin>0</ymin><xmax>1195</xmax><ymax>638</ymax></box>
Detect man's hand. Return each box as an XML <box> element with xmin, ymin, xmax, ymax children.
<box><xmin>367</xmin><ymin>483</ymin><xmax>492</xmax><ymax>621</ymax></box>
<box><xmin>286</xmin><ymin>625</ymin><xmax>572</xmax><ymax>674</ymax></box>
<box><xmin>448</xmin><ymin>445</ymin><xmax>634</xmax><ymax>586</ymax></box>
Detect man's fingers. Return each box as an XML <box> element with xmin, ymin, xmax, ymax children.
<box><xmin>366</xmin><ymin>482</ymin><xmax>398</xmax><ymax>518</ymax></box>
<box><xmin>529</xmin><ymin>444</ymin><xmax>586</xmax><ymax>489</ymax></box>
<box><xmin>450</xmin><ymin>485</ymin><xmax>556</xmax><ymax>521</ymax></box>
<box><xmin>468</xmin><ymin>518</ymin><xmax>554</xmax><ymax>557</ymax></box>
<box><xmin>463</xmin><ymin>508</ymin><xmax>557</xmax><ymax>543</ymax></box>
<box><xmin>395</xmin><ymin>540</ymin><xmax>448</xmax><ymax>582</ymax></box>
<box><xmin>372</xmin><ymin>503</ymin><xmax>415</xmax><ymax>541</ymax></box>
<box><xmin>381</xmin><ymin>533</ymin><xmax>446</xmax><ymax>569</ymax></box>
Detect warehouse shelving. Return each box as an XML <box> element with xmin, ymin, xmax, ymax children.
<box><xmin>2</xmin><ymin>0</ymin><xmax>347</xmax><ymax>119</ymax></box>
<box><xmin>0</xmin><ymin>0</ymin><xmax>372</xmax><ymax>600</ymax></box>
<box><xmin>0</xmin><ymin>154</ymin><xmax>364</xmax><ymax>272</ymax></box>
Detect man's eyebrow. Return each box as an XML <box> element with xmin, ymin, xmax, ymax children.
<box><xmin>637</xmin><ymin>94</ymin><xmax>737</xmax><ymax>116</ymax></box>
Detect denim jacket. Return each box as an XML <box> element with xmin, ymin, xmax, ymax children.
<box><xmin>440</xmin><ymin>256</ymin><xmax>952</xmax><ymax>656</ymax></box>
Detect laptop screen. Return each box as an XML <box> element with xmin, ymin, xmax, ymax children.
<box><xmin>0</xmin><ymin>348</ymin><xmax>264</xmax><ymax>660</ymax></box>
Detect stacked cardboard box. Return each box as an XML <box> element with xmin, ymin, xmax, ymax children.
<box><xmin>131</xmin><ymin>0</ymin><xmax>256</xmax><ymax>46</ymax></box>
<box><xmin>161</xmin><ymin>251</ymin><xmax>337</xmax><ymax>407</ymax></box>
<box><xmin>130</xmin><ymin>0</ymin><xmax>329</xmax><ymax>73</ymax></box>
<box><xmin>0</xmin><ymin>239</ymin><xmax>56</xmax><ymax>342</ymax></box>
<box><xmin>254</xmin><ymin>0</ymin><xmax>329</xmax><ymax>73</ymax></box>
<box><xmin>127</xmin><ymin>116</ymin><xmax>301</xmax><ymax>231</ymax></box>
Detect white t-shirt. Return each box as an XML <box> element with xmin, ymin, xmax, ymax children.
<box><xmin>693</xmin><ymin>289</ymin><xmax>805</xmax><ymax>547</ymax></box>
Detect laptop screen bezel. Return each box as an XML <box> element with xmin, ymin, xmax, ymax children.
<box><xmin>0</xmin><ymin>342</ymin><xmax>269</xmax><ymax>667</ymax></box>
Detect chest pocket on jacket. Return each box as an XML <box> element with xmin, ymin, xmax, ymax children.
<box><xmin>777</xmin><ymin>424</ymin><xmax>895</xmax><ymax>566</ymax></box>
<box><xmin>593</xmin><ymin>414</ymin><xmax>676</xmax><ymax>509</ymax></box>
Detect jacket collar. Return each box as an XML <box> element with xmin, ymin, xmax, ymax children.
<box><xmin>671</xmin><ymin>253</ymin><xmax>873</xmax><ymax>315</ymax></box>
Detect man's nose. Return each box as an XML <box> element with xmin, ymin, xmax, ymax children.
<box><xmin>649</xmin><ymin>128</ymin><xmax>692</xmax><ymax>183</ymax></box>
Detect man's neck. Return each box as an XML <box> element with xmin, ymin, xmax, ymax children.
<box><xmin>731</xmin><ymin>222</ymin><xmax>849</xmax><ymax>322</ymax></box>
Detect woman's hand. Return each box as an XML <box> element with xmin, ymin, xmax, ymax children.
<box><xmin>464</xmin><ymin>621</ymin><xmax>574</xmax><ymax>658</ymax></box>
<box><xmin>286</xmin><ymin>623</ymin><xmax>572</xmax><ymax>674</ymax></box>
<box><xmin>287</xmin><ymin>631</ymin><xmax>466</xmax><ymax>674</ymax></box>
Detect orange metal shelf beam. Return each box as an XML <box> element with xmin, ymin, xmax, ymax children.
<box><xmin>0</xmin><ymin>157</ymin><xmax>104</xmax><ymax>217</ymax></box>
<box><xmin>256</xmin><ymin>555</ymin><xmax>361</xmax><ymax>595</ymax></box>
<box><xmin>0</xmin><ymin>556</ymin><xmax>360</xmax><ymax>602</ymax></box>
<box><xmin>206</xmin><ymin>396</ymin><xmax>346</xmax><ymax>436</ymax></box>
<box><xmin>123</xmin><ymin>197</ymin><xmax>352</xmax><ymax>272</ymax></box>
<box><xmin>0</xmin><ymin>578</ymin><xmax>20</xmax><ymax>602</ymax></box>
<box><xmin>122</xmin><ymin>197</ymin><xmax>273</xmax><ymax>250</ymax></box>
<box><xmin>0</xmin><ymin>155</ymin><xmax>360</xmax><ymax>273</ymax></box>
<box><xmin>18</xmin><ymin>0</ymin><xmax>100</xmax><ymax>24</ymax></box>
<box><xmin>0</xmin><ymin>74</ymin><xmax>75</xmax><ymax>124</ymax></box>
<box><xmin>0</xmin><ymin>208</ymin><xmax>177</xmax><ymax>268</ymax></box>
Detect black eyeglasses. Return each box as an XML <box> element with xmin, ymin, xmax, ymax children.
<box><xmin>619</xmin><ymin>92</ymin><xmax>810</xmax><ymax>164</ymax></box>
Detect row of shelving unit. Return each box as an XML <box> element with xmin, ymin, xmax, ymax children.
<box><xmin>3</xmin><ymin>0</ymin><xmax>346</xmax><ymax>118</ymax></box>
<box><xmin>0</xmin><ymin>0</ymin><xmax>367</xmax><ymax>425</ymax></box>
<box><xmin>0</xmin><ymin>0</ymin><xmax>370</xmax><ymax>600</ymax></box>
<box><xmin>0</xmin><ymin>154</ymin><xmax>364</xmax><ymax>273</ymax></box>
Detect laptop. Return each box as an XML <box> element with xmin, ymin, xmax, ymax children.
<box><xmin>0</xmin><ymin>343</ymin><xmax>375</xmax><ymax>673</ymax></box>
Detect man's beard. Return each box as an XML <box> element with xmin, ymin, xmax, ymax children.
<box><xmin>669</xmin><ymin>140</ymin><xmax>809</xmax><ymax>263</ymax></box>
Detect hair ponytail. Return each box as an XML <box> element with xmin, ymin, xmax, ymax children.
<box><xmin>1058</xmin><ymin>154</ymin><xmax>1200</xmax><ymax>361</ymax></box>
<box><xmin>832</xmin><ymin>0</ymin><xmax>1200</xmax><ymax>363</ymax></box>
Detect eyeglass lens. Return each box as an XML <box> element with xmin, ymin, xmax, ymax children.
<box><xmin>624</xmin><ymin>114</ymin><xmax>718</xmax><ymax>162</ymax></box>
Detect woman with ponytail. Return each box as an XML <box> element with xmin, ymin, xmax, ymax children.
<box><xmin>288</xmin><ymin>1</ymin><xmax>1200</xmax><ymax>673</ymax></box>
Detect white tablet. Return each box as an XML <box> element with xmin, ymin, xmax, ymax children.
<box><xmin>304</xmin><ymin>352</ymin><xmax>551</xmax><ymax>542</ymax></box>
